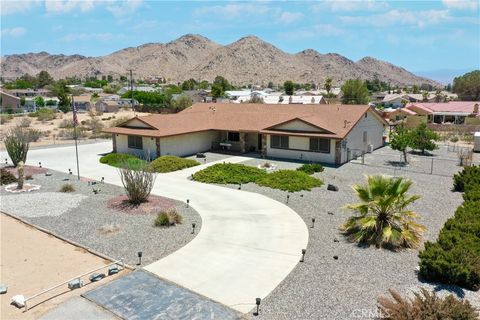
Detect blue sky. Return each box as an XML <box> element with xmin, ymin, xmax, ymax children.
<box><xmin>1</xmin><ymin>0</ymin><xmax>479</xmax><ymax>82</ymax></box>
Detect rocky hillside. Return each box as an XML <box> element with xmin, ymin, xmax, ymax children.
<box><xmin>0</xmin><ymin>34</ymin><xmax>439</xmax><ymax>87</ymax></box>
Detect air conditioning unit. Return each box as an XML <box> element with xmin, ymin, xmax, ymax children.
<box><xmin>367</xmin><ymin>144</ymin><xmax>374</xmax><ymax>153</ymax></box>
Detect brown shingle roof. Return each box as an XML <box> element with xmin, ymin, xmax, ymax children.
<box><xmin>103</xmin><ymin>103</ymin><xmax>385</xmax><ymax>139</ymax></box>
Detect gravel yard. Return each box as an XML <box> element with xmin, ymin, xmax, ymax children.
<box><xmin>209</xmin><ymin>145</ymin><xmax>478</xmax><ymax>319</ymax></box>
<box><xmin>0</xmin><ymin>170</ymin><xmax>201</xmax><ymax>266</ymax></box>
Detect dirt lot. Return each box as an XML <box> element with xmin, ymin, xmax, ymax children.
<box><xmin>0</xmin><ymin>109</ymin><xmax>149</xmax><ymax>150</ymax></box>
<box><xmin>0</xmin><ymin>213</ymin><xmax>128</xmax><ymax>320</ymax></box>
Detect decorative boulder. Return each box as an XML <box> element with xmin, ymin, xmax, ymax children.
<box><xmin>196</xmin><ymin>153</ymin><xmax>206</xmax><ymax>158</ymax></box>
<box><xmin>89</xmin><ymin>273</ymin><xmax>105</xmax><ymax>282</ymax></box>
<box><xmin>11</xmin><ymin>295</ymin><xmax>25</xmax><ymax>308</ymax></box>
<box><xmin>45</xmin><ymin>172</ymin><xmax>52</xmax><ymax>176</ymax></box>
<box><xmin>68</xmin><ymin>279</ymin><xmax>84</xmax><ymax>290</ymax></box>
<box><xmin>108</xmin><ymin>266</ymin><xmax>120</xmax><ymax>275</ymax></box>
<box><xmin>327</xmin><ymin>184</ymin><xmax>339</xmax><ymax>191</ymax></box>
<box><xmin>0</xmin><ymin>283</ymin><xmax>7</xmax><ymax>294</ymax></box>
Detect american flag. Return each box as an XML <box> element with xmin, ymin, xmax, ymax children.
<box><xmin>72</xmin><ymin>97</ymin><xmax>78</xmax><ymax>126</ymax></box>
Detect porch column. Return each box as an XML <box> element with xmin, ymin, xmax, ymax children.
<box><xmin>112</xmin><ymin>134</ymin><xmax>117</xmax><ymax>153</ymax></box>
<box><xmin>240</xmin><ymin>132</ymin><xmax>246</xmax><ymax>153</ymax></box>
<box><xmin>262</xmin><ymin>134</ymin><xmax>267</xmax><ymax>158</ymax></box>
<box><xmin>156</xmin><ymin>138</ymin><xmax>161</xmax><ymax>158</ymax></box>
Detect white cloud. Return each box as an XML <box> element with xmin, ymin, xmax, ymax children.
<box><xmin>442</xmin><ymin>0</ymin><xmax>479</xmax><ymax>10</ymax></box>
<box><xmin>278</xmin><ymin>11</ymin><xmax>304</xmax><ymax>24</ymax></box>
<box><xmin>313</xmin><ymin>0</ymin><xmax>389</xmax><ymax>12</ymax></box>
<box><xmin>130</xmin><ymin>20</ymin><xmax>157</xmax><ymax>31</ymax></box>
<box><xmin>45</xmin><ymin>0</ymin><xmax>95</xmax><ymax>14</ymax></box>
<box><xmin>1</xmin><ymin>0</ymin><xmax>41</xmax><ymax>16</ymax></box>
<box><xmin>105</xmin><ymin>0</ymin><xmax>143</xmax><ymax>17</ymax></box>
<box><xmin>0</xmin><ymin>27</ymin><xmax>27</xmax><ymax>37</ymax></box>
<box><xmin>193</xmin><ymin>3</ymin><xmax>272</xmax><ymax>19</ymax></box>
<box><xmin>280</xmin><ymin>24</ymin><xmax>344</xmax><ymax>39</ymax></box>
<box><xmin>340</xmin><ymin>9</ymin><xmax>451</xmax><ymax>27</ymax></box>
<box><xmin>60</xmin><ymin>32</ymin><xmax>122</xmax><ymax>42</ymax></box>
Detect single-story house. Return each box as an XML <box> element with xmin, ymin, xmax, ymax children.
<box><xmin>103</xmin><ymin>103</ymin><xmax>387</xmax><ymax>165</ymax></box>
<box><xmin>95</xmin><ymin>100</ymin><xmax>121</xmax><ymax>113</ymax></box>
<box><xmin>0</xmin><ymin>90</ymin><xmax>21</xmax><ymax>112</ymax></box>
<box><xmin>405</xmin><ymin>101</ymin><xmax>480</xmax><ymax>124</ymax></box>
<box><xmin>72</xmin><ymin>94</ymin><xmax>92</xmax><ymax>112</ymax></box>
<box><xmin>117</xmin><ymin>86</ymin><xmax>157</xmax><ymax>95</ymax></box>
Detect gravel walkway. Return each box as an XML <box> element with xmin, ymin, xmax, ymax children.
<box><xmin>209</xmin><ymin>146</ymin><xmax>478</xmax><ymax>319</ymax></box>
<box><xmin>0</xmin><ymin>170</ymin><xmax>201</xmax><ymax>266</ymax></box>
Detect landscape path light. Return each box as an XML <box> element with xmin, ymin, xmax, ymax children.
<box><xmin>38</xmin><ymin>162</ymin><xmax>42</xmax><ymax>168</ymax></box>
<box><xmin>4</xmin><ymin>158</ymin><xmax>7</xmax><ymax>165</ymax></box>
<box><xmin>286</xmin><ymin>193</ymin><xmax>290</xmax><ymax>203</ymax></box>
<box><xmin>137</xmin><ymin>251</ymin><xmax>143</xmax><ymax>265</ymax></box>
<box><xmin>300</xmin><ymin>249</ymin><xmax>306</xmax><ymax>262</ymax></box>
<box><xmin>186</xmin><ymin>199</ymin><xmax>190</xmax><ymax>208</ymax></box>
<box><xmin>68</xmin><ymin>169</ymin><xmax>72</xmax><ymax>175</ymax></box>
<box><xmin>191</xmin><ymin>223</ymin><xmax>196</xmax><ymax>234</ymax></box>
<box><xmin>253</xmin><ymin>297</ymin><xmax>261</xmax><ymax>316</ymax></box>
<box><xmin>311</xmin><ymin>217</ymin><xmax>316</xmax><ymax>228</ymax></box>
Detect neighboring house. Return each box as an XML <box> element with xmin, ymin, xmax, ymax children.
<box><xmin>6</xmin><ymin>88</ymin><xmax>52</xmax><ymax>98</ymax></box>
<box><xmin>103</xmin><ymin>103</ymin><xmax>387</xmax><ymax>165</ymax></box>
<box><xmin>117</xmin><ymin>86</ymin><xmax>157</xmax><ymax>95</ymax></box>
<box><xmin>405</xmin><ymin>101</ymin><xmax>480</xmax><ymax>124</ymax></box>
<box><xmin>382</xmin><ymin>94</ymin><xmax>424</xmax><ymax>108</ymax></box>
<box><xmin>0</xmin><ymin>90</ymin><xmax>21</xmax><ymax>112</ymax></box>
<box><xmin>95</xmin><ymin>100</ymin><xmax>121</xmax><ymax>113</ymax></box>
<box><xmin>72</xmin><ymin>94</ymin><xmax>92</xmax><ymax>112</ymax></box>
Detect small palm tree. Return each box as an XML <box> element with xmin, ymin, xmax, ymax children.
<box><xmin>340</xmin><ymin>175</ymin><xmax>425</xmax><ymax>250</ymax></box>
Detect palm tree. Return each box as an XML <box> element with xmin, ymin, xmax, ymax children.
<box><xmin>340</xmin><ymin>175</ymin><xmax>425</xmax><ymax>250</ymax></box>
<box><xmin>324</xmin><ymin>77</ymin><xmax>332</xmax><ymax>96</ymax></box>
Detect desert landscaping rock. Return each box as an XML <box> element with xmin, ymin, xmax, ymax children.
<box><xmin>0</xmin><ymin>170</ymin><xmax>201</xmax><ymax>266</ymax></box>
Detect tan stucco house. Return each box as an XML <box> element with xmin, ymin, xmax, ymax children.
<box><xmin>103</xmin><ymin>103</ymin><xmax>387</xmax><ymax>165</ymax></box>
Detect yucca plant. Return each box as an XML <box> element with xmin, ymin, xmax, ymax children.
<box><xmin>340</xmin><ymin>175</ymin><xmax>425</xmax><ymax>250</ymax></box>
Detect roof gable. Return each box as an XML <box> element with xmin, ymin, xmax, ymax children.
<box><xmin>121</xmin><ymin>117</ymin><xmax>156</xmax><ymax>129</ymax></box>
<box><xmin>266</xmin><ymin>118</ymin><xmax>333</xmax><ymax>134</ymax></box>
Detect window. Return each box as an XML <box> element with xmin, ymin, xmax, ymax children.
<box><xmin>128</xmin><ymin>135</ymin><xmax>143</xmax><ymax>149</ymax></box>
<box><xmin>271</xmin><ymin>135</ymin><xmax>289</xmax><ymax>149</ymax></box>
<box><xmin>309</xmin><ymin>138</ymin><xmax>330</xmax><ymax>153</ymax></box>
<box><xmin>227</xmin><ymin>132</ymin><xmax>240</xmax><ymax>142</ymax></box>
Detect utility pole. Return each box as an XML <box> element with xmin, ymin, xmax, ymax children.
<box><xmin>129</xmin><ymin>69</ymin><xmax>135</xmax><ymax>115</ymax></box>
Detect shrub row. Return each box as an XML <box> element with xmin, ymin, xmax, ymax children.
<box><xmin>100</xmin><ymin>153</ymin><xmax>200</xmax><ymax>173</ymax></box>
<box><xmin>418</xmin><ymin>166</ymin><xmax>480</xmax><ymax>291</ymax></box>
<box><xmin>100</xmin><ymin>153</ymin><xmax>147</xmax><ymax>170</ymax></box>
<box><xmin>192</xmin><ymin>163</ymin><xmax>323</xmax><ymax>192</ymax></box>
<box><xmin>296</xmin><ymin>163</ymin><xmax>324</xmax><ymax>175</ymax></box>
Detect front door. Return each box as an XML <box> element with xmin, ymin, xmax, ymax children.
<box><xmin>258</xmin><ymin>134</ymin><xmax>262</xmax><ymax>151</ymax></box>
<box><xmin>335</xmin><ymin>140</ymin><xmax>342</xmax><ymax>165</ymax></box>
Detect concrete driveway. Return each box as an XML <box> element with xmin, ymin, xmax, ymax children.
<box><xmin>4</xmin><ymin>142</ymin><xmax>308</xmax><ymax>313</ymax></box>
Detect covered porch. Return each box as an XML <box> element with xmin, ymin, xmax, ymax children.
<box><xmin>211</xmin><ymin>131</ymin><xmax>264</xmax><ymax>154</ymax></box>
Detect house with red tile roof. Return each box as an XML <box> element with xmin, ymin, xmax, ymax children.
<box><xmin>103</xmin><ymin>103</ymin><xmax>388</xmax><ymax>165</ymax></box>
<box><xmin>405</xmin><ymin>101</ymin><xmax>479</xmax><ymax>124</ymax></box>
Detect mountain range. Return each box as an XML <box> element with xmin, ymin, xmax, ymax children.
<box><xmin>0</xmin><ymin>34</ymin><xmax>440</xmax><ymax>87</ymax></box>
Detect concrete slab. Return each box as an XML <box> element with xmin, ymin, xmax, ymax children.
<box><xmin>39</xmin><ymin>297</ymin><xmax>118</xmax><ymax>320</ymax></box>
<box><xmin>83</xmin><ymin>270</ymin><xmax>241</xmax><ymax>320</ymax></box>
<box><xmin>4</xmin><ymin>141</ymin><xmax>309</xmax><ymax>313</ymax></box>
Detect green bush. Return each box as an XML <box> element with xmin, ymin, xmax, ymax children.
<box><xmin>419</xmin><ymin>198</ymin><xmax>480</xmax><ymax>291</ymax></box>
<box><xmin>36</xmin><ymin>108</ymin><xmax>56</xmax><ymax>121</ymax></box>
<box><xmin>0</xmin><ymin>168</ymin><xmax>17</xmax><ymax>185</ymax></box>
<box><xmin>154</xmin><ymin>212</ymin><xmax>171</xmax><ymax>227</ymax></box>
<box><xmin>297</xmin><ymin>163</ymin><xmax>324</xmax><ymax>175</ymax></box>
<box><xmin>99</xmin><ymin>153</ymin><xmax>146</xmax><ymax>169</ymax></box>
<box><xmin>463</xmin><ymin>185</ymin><xmax>480</xmax><ymax>202</ymax></box>
<box><xmin>150</xmin><ymin>155</ymin><xmax>199</xmax><ymax>173</ymax></box>
<box><xmin>453</xmin><ymin>165</ymin><xmax>480</xmax><ymax>192</ymax></box>
<box><xmin>257</xmin><ymin>170</ymin><xmax>323</xmax><ymax>192</ymax></box>
<box><xmin>59</xmin><ymin>183</ymin><xmax>75</xmax><ymax>192</ymax></box>
<box><xmin>192</xmin><ymin>163</ymin><xmax>266</xmax><ymax>184</ymax></box>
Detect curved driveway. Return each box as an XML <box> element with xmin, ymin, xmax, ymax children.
<box><xmin>17</xmin><ymin>142</ymin><xmax>309</xmax><ymax>313</ymax></box>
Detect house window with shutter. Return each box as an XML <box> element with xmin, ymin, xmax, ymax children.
<box><xmin>128</xmin><ymin>135</ymin><xmax>143</xmax><ymax>149</ymax></box>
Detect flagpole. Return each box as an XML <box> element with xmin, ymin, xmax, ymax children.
<box><xmin>71</xmin><ymin>95</ymin><xmax>80</xmax><ymax>180</ymax></box>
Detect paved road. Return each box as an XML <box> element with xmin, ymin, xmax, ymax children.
<box><xmin>4</xmin><ymin>142</ymin><xmax>308</xmax><ymax>313</ymax></box>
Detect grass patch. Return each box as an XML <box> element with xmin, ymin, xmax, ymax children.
<box><xmin>192</xmin><ymin>163</ymin><xmax>267</xmax><ymax>184</ymax></box>
<box><xmin>297</xmin><ymin>163</ymin><xmax>324</xmax><ymax>175</ymax></box>
<box><xmin>150</xmin><ymin>155</ymin><xmax>200</xmax><ymax>173</ymax></box>
<box><xmin>257</xmin><ymin>170</ymin><xmax>323</xmax><ymax>192</ymax></box>
<box><xmin>100</xmin><ymin>153</ymin><xmax>147</xmax><ymax>169</ymax></box>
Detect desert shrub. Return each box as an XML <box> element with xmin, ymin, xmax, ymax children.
<box><xmin>192</xmin><ymin>163</ymin><xmax>267</xmax><ymax>184</ymax></box>
<box><xmin>42</xmin><ymin>130</ymin><xmax>51</xmax><ymax>138</ymax></box>
<box><xmin>85</xmin><ymin>117</ymin><xmax>104</xmax><ymax>133</ymax></box>
<box><xmin>25</xmin><ymin>174</ymin><xmax>33</xmax><ymax>180</ymax></box>
<box><xmin>463</xmin><ymin>185</ymin><xmax>480</xmax><ymax>202</ymax></box>
<box><xmin>27</xmin><ymin>128</ymin><xmax>42</xmax><ymax>142</ymax></box>
<box><xmin>377</xmin><ymin>288</ymin><xmax>478</xmax><ymax>320</ymax></box>
<box><xmin>4</xmin><ymin>126</ymin><xmax>30</xmax><ymax>166</ymax></box>
<box><xmin>450</xmin><ymin>136</ymin><xmax>459</xmax><ymax>143</ymax></box>
<box><xmin>154</xmin><ymin>212</ymin><xmax>171</xmax><ymax>227</ymax></box>
<box><xmin>18</xmin><ymin>117</ymin><xmax>32</xmax><ymax>127</ymax></box>
<box><xmin>257</xmin><ymin>170</ymin><xmax>323</xmax><ymax>192</ymax></box>
<box><xmin>118</xmin><ymin>162</ymin><xmax>156</xmax><ymax>205</ymax></box>
<box><xmin>58</xmin><ymin>119</ymin><xmax>74</xmax><ymax>128</ymax></box>
<box><xmin>99</xmin><ymin>153</ymin><xmax>146</xmax><ymax>169</ymax></box>
<box><xmin>59</xmin><ymin>183</ymin><xmax>75</xmax><ymax>192</ymax></box>
<box><xmin>166</xmin><ymin>208</ymin><xmax>182</xmax><ymax>224</ymax></box>
<box><xmin>297</xmin><ymin>163</ymin><xmax>324</xmax><ymax>175</ymax></box>
<box><xmin>150</xmin><ymin>155</ymin><xmax>200</xmax><ymax>173</ymax></box>
<box><xmin>58</xmin><ymin>127</ymin><xmax>87</xmax><ymax>139</ymax></box>
<box><xmin>0</xmin><ymin>168</ymin><xmax>17</xmax><ymax>185</ymax></box>
<box><xmin>453</xmin><ymin>165</ymin><xmax>480</xmax><ymax>192</ymax></box>
<box><xmin>36</xmin><ymin>108</ymin><xmax>56</xmax><ymax>121</ymax></box>
<box><xmin>0</xmin><ymin>114</ymin><xmax>13</xmax><ymax>124</ymax></box>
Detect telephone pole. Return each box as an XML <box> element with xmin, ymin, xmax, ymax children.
<box><xmin>129</xmin><ymin>69</ymin><xmax>135</xmax><ymax>115</ymax></box>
